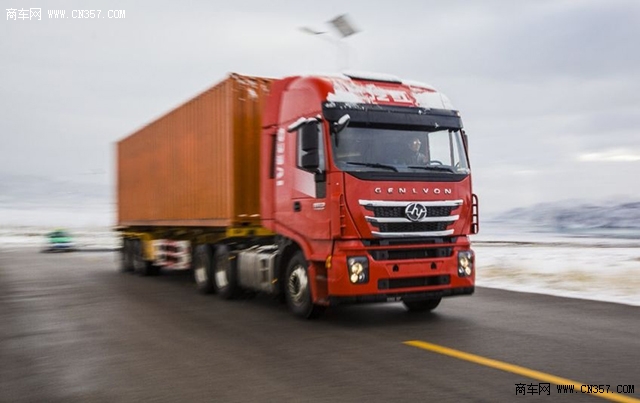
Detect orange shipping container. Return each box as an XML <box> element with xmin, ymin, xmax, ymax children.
<box><xmin>117</xmin><ymin>74</ymin><xmax>273</xmax><ymax>228</ymax></box>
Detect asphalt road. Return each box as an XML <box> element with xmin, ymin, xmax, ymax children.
<box><xmin>1</xmin><ymin>247</ymin><xmax>638</xmax><ymax>403</ymax></box>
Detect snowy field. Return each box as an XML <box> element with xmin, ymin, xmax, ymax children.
<box><xmin>472</xmin><ymin>223</ymin><xmax>640</xmax><ymax>307</ymax></box>
<box><xmin>0</xmin><ymin>226</ymin><xmax>119</xmax><ymax>251</ymax></box>
<box><xmin>1</xmin><ymin>217</ymin><xmax>639</xmax><ymax>307</ymax></box>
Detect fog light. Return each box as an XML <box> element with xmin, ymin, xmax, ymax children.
<box><xmin>458</xmin><ymin>251</ymin><xmax>474</xmax><ymax>277</ymax></box>
<box><xmin>347</xmin><ymin>256</ymin><xmax>369</xmax><ymax>284</ymax></box>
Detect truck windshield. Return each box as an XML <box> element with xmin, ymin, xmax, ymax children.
<box><xmin>331</xmin><ymin>126</ymin><xmax>470</xmax><ymax>174</ymax></box>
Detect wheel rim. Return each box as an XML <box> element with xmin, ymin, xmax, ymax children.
<box><xmin>215</xmin><ymin>270</ymin><xmax>228</xmax><ymax>288</ymax></box>
<box><xmin>195</xmin><ymin>263</ymin><xmax>207</xmax><ymax>285</ymax></box>
<box><xmin>288</xmin><ymin>265</ymin><xmax>308</xmax><ymax>306</ymax></box>
<box><xmin>215</xmin><ymin>255</ymin><xmax>228</xmax><ymax>288</ymax></box>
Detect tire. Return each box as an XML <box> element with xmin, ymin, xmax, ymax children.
<box><xmin>193</xmin><ymin>244</ymin><xmax>215</xmax><ymax>294</ymax></box>
<box><xmin>120</xmin><ymin>239</ymin><xmax>133</xmax><ymax>272</ymax></box>
<box><xmin>121</xmin><ymin>238</ymin><xmax>135</xmax><ymax>273</ymax></box>
<box><xmin>402</xmin><ymin>297</ymin><xmax>442</xmax><ymax>313</ymax></box>
<box><xmin>132</xmin><ymin>239</ymin><xmax>150</xmax><ymax>276</ymax></box>
<box><xmin>213</xmin><ymin>244</ymin><xmax>238</xmax><ymax>300</ymax></box>
<box><xmin>284</xmin><ymin>252</ymin><xmax>325</xmax><ymax>319</ymax></box>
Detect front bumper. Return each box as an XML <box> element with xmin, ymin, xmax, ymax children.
<box><xmin>330</xmin><ymin>286</ymin><xmax>474</xmax><ymax>305</ymax></box>
<box><xmin>327</xmin><ymin>239</ymin><xmax>475</xmax><ymax>300</ymax></box>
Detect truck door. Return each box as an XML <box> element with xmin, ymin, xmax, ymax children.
<box><xmin>274</xmin><ymin>121</ymin><xmax>331</xmax><ymax>240</ymax></box>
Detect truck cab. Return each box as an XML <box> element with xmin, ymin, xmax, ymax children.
<box><xmin>260</xmin><ymin>72</ymin><xmax>478</xmax><ymax>314</ymax></box>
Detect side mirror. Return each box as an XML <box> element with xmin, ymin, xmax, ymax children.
<box><xmin>301</xmin><ymin>122</ymin><xmax>319</xmax><ymax>151</ymax></box>
<box><xmin>301</xmin><ymin>152</ymin><xmax>319</xmax><ymax>170</ymax></box>
<box><xmin>301</xmin><ymin>122</ymin><xmax>320</xmax><ymax>171</ymax></box>
<box><xmin>332</xmin><ymin>114</ymin><xmax>350</xmax><ymax>134</ymax></box>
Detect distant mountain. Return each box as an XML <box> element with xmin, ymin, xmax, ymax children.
<box><xmin>491</xmin><ymin>200</ymin><xmax>640</xmax><ymax>231</ymax></box>
<box><xmin>0</xmin><ymin>172</ymin><xmax>112</xmax><ymax>208</ymax></box>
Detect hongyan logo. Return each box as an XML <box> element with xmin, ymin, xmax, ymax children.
<box><xmin>275</xmin><ymin>128</ymin><xmax>285</xmax><ymax>186</ymax></box>
<box><xmin>404</xmin><ymin>203</ymin><xmax>428</xmax><ymax>221</ymax></box>
<box><xmin>374</xmin><ymin>187</ymin><xmax>452</xmax><ymax>195</ymax></box>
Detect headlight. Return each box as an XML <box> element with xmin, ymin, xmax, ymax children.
<box><xmin>458</xmin><ymin>251</ymin><xmax>474</xmax><ymax>277</ymax></box>
<box><xmin>347</xmin><ymin>256</ymin><xmax>369</xmax><ymax>284</ymax></box>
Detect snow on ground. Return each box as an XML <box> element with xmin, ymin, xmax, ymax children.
<box><xmin>0</xmin><ymin>205</ymin><xmax>117</xmax><ymax>250</ymax></box>
<box><xmin>0</xmin><ymin>226</ymin><xmax>119</xmax><ymax>250</ymax></box>
<box><xmin>472</xmin><ymin>222</ymin><xmax>640</xmax><ymax>307</ymax></box>
<box><xmin>1</xmin><ymin>218</ymin><xmax>639</xmax><ymax>307</ymax></box>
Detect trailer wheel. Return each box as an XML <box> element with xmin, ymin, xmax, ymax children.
<box><xmin>285</xmin><ymin>252</ymin><xmax>325</xmax><ymax>319</ymax></box>
<box><xmin>402</xmin><ymin>298</ymin><xmax>442</xmax><ymax>313</ymax></box>
<box><xmin>213</xmin><ymin>244</ymin><xmax>238</xmax><ymax>300</ymax></box>
<box><xmin>120</xmin><ymin>238</ymin><xmax>134</xmax><ymax>272</ymax></box>
<box><xmin>132</xmin><ymin>239</ymin><xmax>149</xmax><ymax>276</ymax></box>
<box><xmin>193</xmin><ymin>244</ymin><xmax>214</xmax><ymax>294</ymax></box>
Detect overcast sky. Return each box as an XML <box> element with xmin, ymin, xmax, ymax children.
<box><xmin>2</xmin><ymin>0</ymin><xmax>639</xmax><ymax>215</ymax></box>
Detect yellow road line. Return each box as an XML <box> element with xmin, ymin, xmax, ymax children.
<box><xmin>404</xmin><ymin>340</ymin><xmax>639</xmax><ymax>403</ymax></box>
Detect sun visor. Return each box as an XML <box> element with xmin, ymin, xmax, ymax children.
<box><xmin>322</xmin><ymin>102</ymin><xmax>463</xmax><ymax>130</ymax></box>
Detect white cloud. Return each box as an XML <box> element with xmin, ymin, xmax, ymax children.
<box><xmin>578</xmin><ymin>149</ymin><xmax>640</xmax><ymax>162</ymax></box>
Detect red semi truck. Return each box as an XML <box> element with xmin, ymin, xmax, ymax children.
<box><xmin>117</xmin><ymin>72</ymin><xmax>478</xmax><ymax>318</ymax></box>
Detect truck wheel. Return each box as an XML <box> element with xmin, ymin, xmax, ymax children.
<box><xmin>132</xmin><ymin>239</ymin><xmax>149</xmax><ymax>275</ymax></box>
<box><xmin>402</xmin><ymin>297</ymin><xmax>442</xmax><ymax>313</ymax></box>
<box><xmin>213</xmin><ymin>244</ymin><xmax>238</xmax><ymax>299</ymax></box>
<box><xmin>193</xmin><ymin>244</ymin><xmax>215</xmax><ymax>294</ymax></box>
<box><xmin>120</xmin><ymin>238</ymin><xmax>134</xmax><ymax>272</ymax></box>
<box><xmin>285</xmin><ymin>252</ymin><xmax>325</xmax><ymax>319</ymax></box>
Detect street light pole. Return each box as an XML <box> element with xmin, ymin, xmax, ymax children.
<box><xmin>300</xmin><ymin>14</ymin><xmax>359</xmax><ymax>71</ymax></box>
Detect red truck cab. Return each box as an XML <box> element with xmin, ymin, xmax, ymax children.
<box><xmin>261</xmin><ymin>72</ymin><xmax>478</xmax><ymax>314</ymax></box>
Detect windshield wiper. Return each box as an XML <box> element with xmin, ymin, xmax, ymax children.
<box><xmin>407</xmin><ymin>165</ymin><xmax>456</xmax><ymax>173</ymax></box>
<box><xmin>346</xmin><ymin>162</ymin><xmax>398</xmax><ymax>172</ymax></box>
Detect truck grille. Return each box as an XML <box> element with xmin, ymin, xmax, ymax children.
<box><xmin>359</xmin><ymin>199</ymin><xmax>463</xmax><ymax>238</ymax></box>
<box><xmin>374</xmin><ymin>222</ymin><xmax>451</xmax><ymax>233</ymax></box>
<box><xmin>378</xmin><ymin>275</ymin><xmax>451</xmax><ymax>290</ymax></box>
<box><xmin>368</xmin><ymin>247</ymin><xmax>453</xmax><ymax>261</ymax></box>
<box><xmin>370</xmin><ymin>206</ymin><xmax>454</xmax><ymax>218</ymax></box>
<box><xmin>363</xmin><ymin>237</ymin><xmax>455</xmax><ymax>261</ymax></box>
